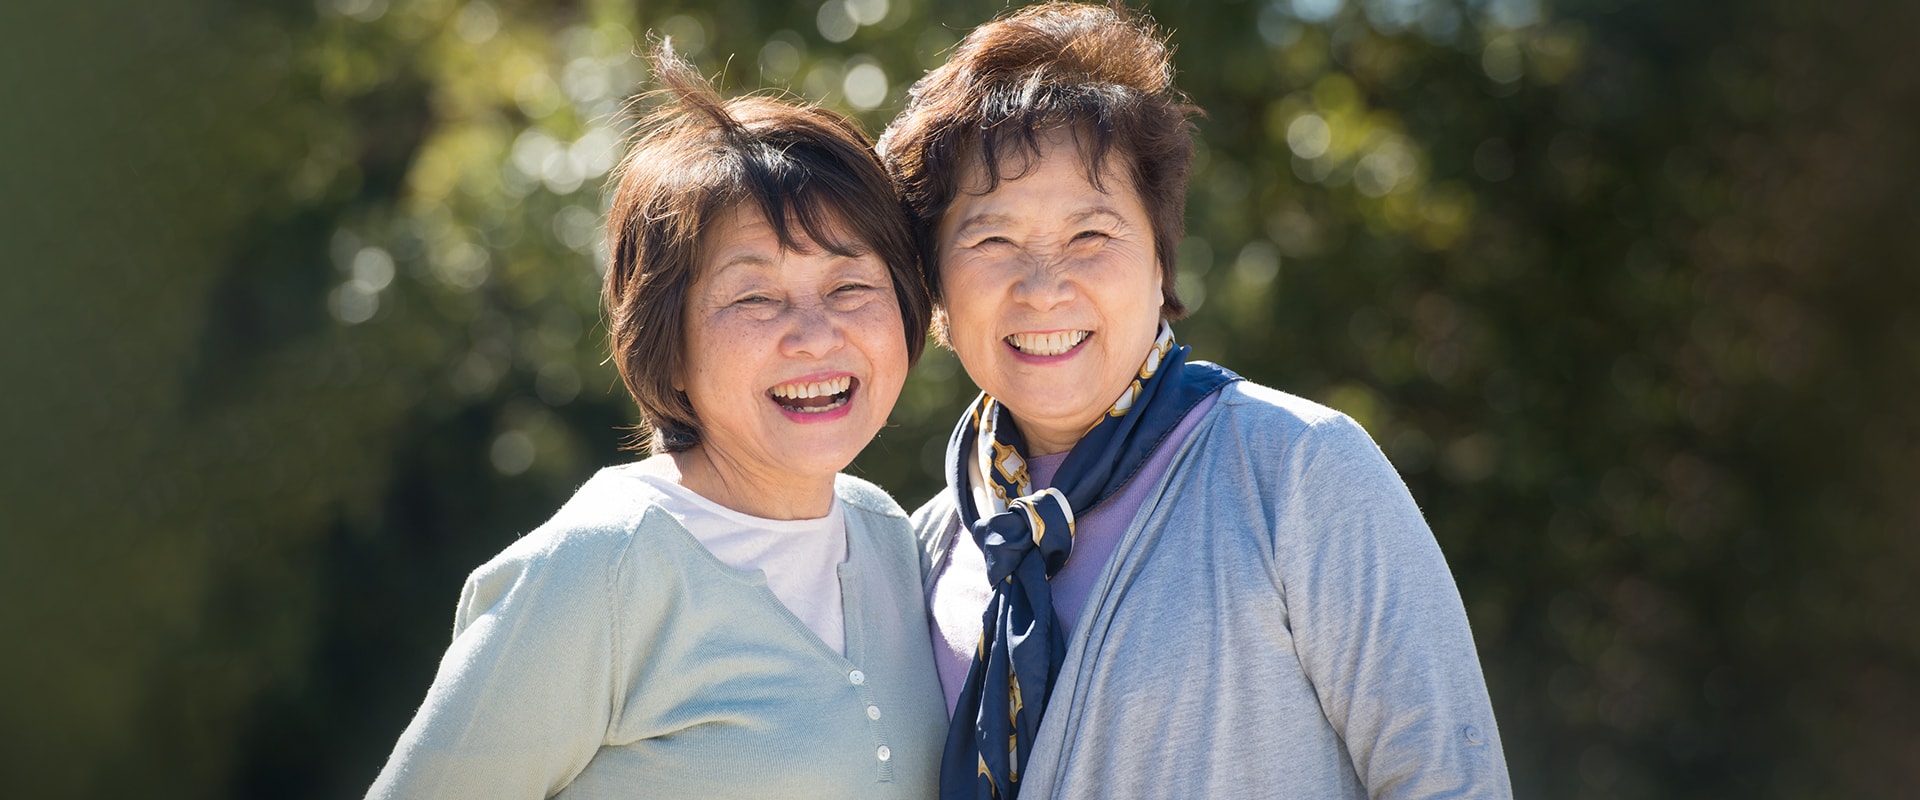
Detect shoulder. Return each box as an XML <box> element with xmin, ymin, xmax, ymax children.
<box><xmin>465</xmin><ymin>466</ymin><xmax>676</xmax><ymax>597</ymax></box>
<box><xmin>834</xmin><ymin>472</ymin><xmax>911</xmax><ymax>520</ymax></box>
<box><xmin>1174</xmin><ymin>377</ymin><xmax>1415</xmax><ymax>545</ymax></box>
<box><xmin>908</xmin><ymin>490</ymin><xmax>957</xmax><ymax>531</ymax></box>
<box><xmin>1212</xmin><ymin>379</ymin><xmax>1344</xmax><ymax>429</ymax></box>
<box><xmin>909</xmin><ymin>489</ymin><xmax>959</xmax><ymax>543</ymax></box>
<box><xmin>907</xmin><ymin>490</ymin><xmax>960</xmax><ymax>580</ymax></box>
<box><xmin>835</xmin><ymin>473</ymin><xmax>933</xmax><ymax>582</ymax></box>
<box><xmin>1201</xmin><ymin>379</ymin><xmax>1383</xmax><ymax>467</ymax></box>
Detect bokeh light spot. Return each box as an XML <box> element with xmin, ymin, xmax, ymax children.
<box><xmin>1234</xmin><ymin>241</ymin><xmax>1281</xmax><ymax>286</ymax></box>
<box><xmin>1483</xmin><ymin>37</ymin><xmax>1524</xmax><ymax>84</ymax></box>
<box><xmin>351</xmin><ymin>247</ymin><xmax>394</xmax><ymax>291</ymax></box>
<box><xmin>1287</xmin><ymin>113</ymin><xmax>1332</xmax><ymax>159</ymax></box>
<box><xmin>803</xmin><ymin>59</ymin><xmax>846</xmax><ymax>103</ymax></box>
<box><xmin>817</xmin><ymin>1</ymin><xmax>857</xmax><ymax>43</ymax></box>
<box><xmin>490</xmin><ymin>430</ymin><xmax>535</xmax><ymax>476</ymax></box>
<box><xmin>760</xmin><ymin>32</ymin><xmax>805</xmax><ymax>85</ymax></box>
<box><xmin>328</xmin><ymin>282</ymin><xmax>378</xmax><ymax>325</ymax></box>
<box><xmin>323</xmin><ymin>0</ymin><xmax>388</xmax><ymax>23</ymax></box>
<box><xmin>843</xmin><ymin>61</ymin><xmax>888</xmax><ymax>110</ymax></box>
<box><xmin>552</xmin><ymin>205</ymin><xmax>598</xmax><ymax>253</ymax></box>
<box><xmin>846</xmin><ymin>0</ymin><xmax>889</xmax><ymax>26</ymax></box>
<box><xmin>455</xmin><ymin>2</ymin><xmax>499</xmax><ymax>45</ymax></box>
<box><xmin>1291</xmin><ymin>0</ymin><xmax>1346</xmax><ymax>25</ymax></box>
<box><xmin>658</xmin><ymin>15</ymin><xmax>710</xmax><ymax>58</ymax></box>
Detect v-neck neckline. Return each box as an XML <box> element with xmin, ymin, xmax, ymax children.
<box><xmin>644</xmin><ymin>504</ymin><xmax>866</xmax><ymax>669</ymax></box>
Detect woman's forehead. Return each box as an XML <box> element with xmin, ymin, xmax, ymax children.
<box><xmin>706</xmin><ymin>201</ymin><xmax>868</xmax><ymax>255</ymax></box>
<box><xmin>697</xmin><ymin>204</ymin><xmax>879</xmax><ymax>280</ymax></box>
<box><xmin>957</xmin><ymin>125</ymin><xmax>1133</xmax><ymax>196</ymax></box>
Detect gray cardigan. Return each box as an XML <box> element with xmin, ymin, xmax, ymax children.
<box><xmin>371</xmin><ymin>468</ymin><xmax>947</xmax><ymax>799</ymax></box>
<box><xmin>912</xmin><ymin>380</ymin><xmax>1513</xmax><ymax>799</ymax></box>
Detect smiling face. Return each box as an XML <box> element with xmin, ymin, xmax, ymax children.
<box><xmin>675</xmin><ymin>203</ymin><xmax>909</xmax><ymax>506</ymax></box>
<box><xmin>936</xmin><ymin>126</ymin><xmax>1167</xmax><ymax>455</ymax></box>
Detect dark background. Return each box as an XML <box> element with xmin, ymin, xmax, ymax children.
<box><xmin>2</xmin><ymin>0</ymin><xmax>1916</xmax><ymax>797</ymax></box>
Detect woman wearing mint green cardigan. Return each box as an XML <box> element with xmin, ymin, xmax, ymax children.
<box><xmin>368</xmin><ymin>43</ymin><xmax>944</xmax><ymax>799</ymax></box>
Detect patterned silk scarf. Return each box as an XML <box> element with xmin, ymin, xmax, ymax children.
<box><xmin>938</xmin><ymin>323</ymin><xmax>1238</xmax><ymax>800</ymax></box>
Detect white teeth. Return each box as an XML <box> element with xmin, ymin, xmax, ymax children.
<box><xmin>768</xmin><ymin>375</ymin><xmax>852</xmax><ymax>400</ymax></box>
<box><xmin>1006</xmin><ymin>331</ymin><xmax>1089</xmax><ymax>356</ymax></box>
<box><xmin>785</xmin><ymin>395</ymin><xmax>849</xmax><ymax>414</ymax></box>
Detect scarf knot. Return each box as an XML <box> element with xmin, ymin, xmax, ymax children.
<box><xmin>975</xmin><ymin>488</ymin><xmax>1073</xmax><ymax>584</ymax></box>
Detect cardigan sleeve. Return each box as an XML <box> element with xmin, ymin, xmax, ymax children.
<box><xmin>1273</xmin><ymin>412</ymin><xmax>1513</xmax><ymax>799</ymax></box>
<box><xmin>367</xmin><ymin>525</ymin><xmax>628</xmax><ymax>799</ymax></box>
<box><xmin>908</xmin><ymin>492</ymin><xmax>960</xmax><ymax>595</ymax></box>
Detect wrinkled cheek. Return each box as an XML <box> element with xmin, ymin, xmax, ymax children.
<box><xmin>945</xmin><ymin>300</ymin><xmax>994</xmax><ymax>344</ymax></box>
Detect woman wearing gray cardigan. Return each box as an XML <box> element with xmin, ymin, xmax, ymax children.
<box><xmin>879</xmin><ymin>4</ymin><xmax>1514</xmax><ymax>798</ymax></box>
<box><xmin>369</xmin><ymin>44</ymin><xmax>945</xmax><ymax>798</ymax></box>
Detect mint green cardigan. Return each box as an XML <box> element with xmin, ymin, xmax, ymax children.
<box><xmin>369</xmin><ymin>468</ymin><xmax>947</xmax><ymax>799</ymax></box>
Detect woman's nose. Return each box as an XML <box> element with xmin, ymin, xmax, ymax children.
<box><xmin>781</xmin><ymin>302</ymin><xmax>846</xmax><ymax>358</ymax></box>
<box><xmin>1009</xmin><ymin>258</ymin><xmax>1074</xmax><ymax>311</ymax></box>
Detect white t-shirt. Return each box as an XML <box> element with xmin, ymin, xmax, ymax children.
<box><xmin>616</xmin><ymin>469</ymin><xmax>848</xmax><ymax>654</ymax></box>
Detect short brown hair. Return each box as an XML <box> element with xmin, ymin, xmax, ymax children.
<box><xmin>604</xmin><ymin>43</ymin><xmax>931</xmax><ymax>453</ymax></box>
<box><xmin>878</xmin><ymin>1</ymin><xmax>1199</xmax><ymax>320</ymax></box>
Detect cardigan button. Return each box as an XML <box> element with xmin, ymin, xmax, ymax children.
<box><xmin>867</xmin><ymin>705</ymin><xmax>882</xmax><ymax>720</ymax></box>
<box><xmin>849</xmin><ymin>670</ymin><xmax>866</xmax><ymax>685</ymax></box>
<box><xmin>876</xmin><ymin>745</ymin><xmax>892</xmax><ymax>762</ymax></box>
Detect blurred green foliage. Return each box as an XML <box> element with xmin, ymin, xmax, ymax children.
<box><xmin>2</xmin><ymin>0</ymin><xmax>1916</xmax><ymax>797</ymax></box>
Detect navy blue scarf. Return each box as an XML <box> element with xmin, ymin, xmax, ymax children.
<box><xmin>939</xmin><ymin>324</ymin><xmax>1237</xmax><ymax>799</ymax></box>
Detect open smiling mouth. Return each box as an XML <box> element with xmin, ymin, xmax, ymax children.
<box><xmin>1006</xmin><ymin>330</ymin><xmax>1090</xmax><ymax>356</ymax></box>
<box><xmin>768</xmin><ymin>375</ymin><xmax>856</xmax><ymax>414</ymax></box>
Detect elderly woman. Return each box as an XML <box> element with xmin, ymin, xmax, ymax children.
<box><xmin>368</xmin><ymin>46</ymin><xmax>945</xmax><ymax>798</ymax></box>
<box><xmin>880</xmin><ymin>4</ymin><xmax>1512</xmax><ymax>799</ymax></box>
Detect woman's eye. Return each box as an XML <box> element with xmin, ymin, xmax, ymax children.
<box><xmin>834</xmin><ymin>283</ymin><xmax>877</xmax><ymax>294</ymax></box>
<box><xmin>1073</xmin><ymin>230</ymin><xmax>1111</xmax><ymax>242</ymax></box>
<box><xmin>733</xmin><ymin>294</ymin><xmax>775</xmax><ymax>306</ymax></box>
<box><xmin>972</xmin><ymin>236</ymin><xmax>1012</xmax><ymax>248</ymax></box>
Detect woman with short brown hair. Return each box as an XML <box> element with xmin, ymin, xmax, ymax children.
<box><xmin>881</xmin><ymin>4</ymin><xmax>1513</xmax><ymax>798</ymax></box>
<box><xmin>369</xmin><ymin>43</ymin><xmax>944</xmax><ymax>799</ymax></box>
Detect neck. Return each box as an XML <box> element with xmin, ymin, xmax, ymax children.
<box><xmin>660</xmin><ymin>447</ymin><xmax>836</xmax><ymax>520</ymax></box>
<box><xmin>1009</xmin><ymin>416</ymin><xmax>1083</xmax><ymax>456</ymax></box>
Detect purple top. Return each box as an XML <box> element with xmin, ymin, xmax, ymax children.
<box><xmin>927</xmin><ymin>392</ymin><xmax>1222</xmax><ymax>713</ymax></box>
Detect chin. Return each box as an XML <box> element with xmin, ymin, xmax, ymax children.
<box><xmin>988</xmin><ymin>393</ymin><xmax>1073</xmax><ymax>425</ymax></box>
<box><xmin>792</xmin><ymin>428</ymin><xmax>879</xmax><ymax>471</ymax></box>
<box><xmin>1003</xmin><ymin>376</ymin><xmax>1091</xmax><ymax>406</ymax></box>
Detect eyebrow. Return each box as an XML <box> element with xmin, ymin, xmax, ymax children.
<box><xmin>711</xmin><ymin>253</ymin><xmax>776</xmax><ymax>273</ymax></box>
<box><xmin>951</xmin><ymin>212</ymin><xmax>1016</xmax><ymax>241</ymax></box>
<box><xmin>1065</xmin><ymin>206</ymin><xmax>1127</xmax><ymax>226</ymax></box>
<box><xmin>699</xmin><ymin>253</ymin><xmax>779</xmax><ymax>293</ymax></box>
<box><xmin>951</xmin><ymin>206</ymin><xmax>1128</xmax><ymax>240</ymax></box>
<box><xmin>706</xmin><ymin>242</ymin><xmax>879</xmax><ymax>287</ymax></box>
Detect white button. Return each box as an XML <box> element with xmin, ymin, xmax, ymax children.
<box><xmin>866</xmin><ymin>705</ymin><xmax>882</xmax><ymax>720</ymax></box>
<box><xmin>848</xmin><ymin>670</ymin><xmax>866</xmax><ymax>685</ymax></box>
<box><xmin>876</xmin><ymin>745</ymin><xmax>892</xmax><ymax>762</ymax></box>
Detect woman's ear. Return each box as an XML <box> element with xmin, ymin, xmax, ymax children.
<box><xmin>931</xmin><ymin>305</ymin><xmax>953</xmax><ymax>350</ymax></box>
